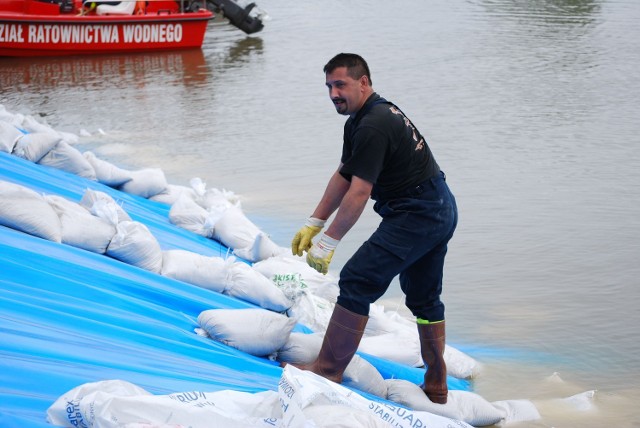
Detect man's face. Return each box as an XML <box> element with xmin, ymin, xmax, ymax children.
<box><xmin>325</xmin><ymin>67</ymin><xmax>368</xmax><ymax>116</ymax></box>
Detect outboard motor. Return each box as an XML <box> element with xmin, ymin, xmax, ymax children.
<box><xmin>208</xmin><ymin>0</ymin><xmax>264</xmax><ymax>34</ymax></box>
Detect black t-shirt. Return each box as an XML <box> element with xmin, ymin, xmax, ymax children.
<box><xmin>340</xmin><ymin>93</ymin><xmax>440</xmax><ymax>201</ymax></box>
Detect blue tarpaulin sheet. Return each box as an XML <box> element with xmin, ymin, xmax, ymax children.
<box><xmin>0</xmin><ymin>151</ymin><xmax>469</xmax><ymax>427</ymax></box>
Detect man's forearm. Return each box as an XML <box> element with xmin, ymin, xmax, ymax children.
<box><xmin>325</xmin><ymin>176</ymin><xmax>372</xmax><ymax>240</ymax></box>
<box><xmin>312</xmin><ymin>169</ymin><xmax>350</xmax><ymax>221</ymax></box>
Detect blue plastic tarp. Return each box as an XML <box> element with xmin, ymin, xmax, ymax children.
<box><xmin>0</xmin><ymin>151</ymin><xmax>469</xmax><ymax>427</ymax></box>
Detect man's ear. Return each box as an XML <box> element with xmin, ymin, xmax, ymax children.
<box><xmin>360</xmin><ymin>75</ymin><xmax>371</xmax><ymax>87</ymax></box>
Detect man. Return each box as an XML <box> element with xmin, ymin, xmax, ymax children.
<box><xmin>291</xmin><ymin>53</ymin><xmax>457</xmax><ymax>404</ymax></box>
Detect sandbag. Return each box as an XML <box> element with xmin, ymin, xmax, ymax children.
<box><xmin>222</xmin><ymin>261</ymin><xmax>292</xmax><ymax>312</ymax></box>
<box><xmin>169</xmin><ymin>193</ymin><xmax>216</xmax><ymax>238</ymax></box>
<box><xmin>276</xmin><ymin>332</ymin><xmax>387</xmax><ymax>398</ymax></box>
<box><xmin>106</xmin><ymin>221</ymin><xmax>163</xmax><ymax>273</ymax></box>
<box><xmin>80</xmin><ymin>189</ymin><xmax>131</xmax><ymax>224</ymax></box>
<box><xmin>0</xmin><ymin>121</ymin><xmax>23</xmax><ymax>153</ymax></box>
<box><xmin>38</xmin><ymin>140</ymin><xmax>97</xmax><ymax>180</ymax></box>
<box><xmin>385</xmin><ymin>378</ymin><xmax>504</xmax><ymax>427</ymax></box>
<box><xmin>83</xmin><ymin>151</ymin><xmax>133</xmax><ymax>187</ymax></box>
<box><xmin>491</xmin><ymin>398</ymin><xmax>541</xmax><ymax>425</ymax></box>
<box><xmin>20</xmin><ymin>114</ymin><xmax>58</xmax><ymax>135</ymax></box>
<box><xmin>281</xmin><ymin>365</ymin><xmax>473</xmax><ymax>428</ymax></box>
<box><xmin>0</xmin><ymin>180</ymin><xmax>62</xmax><ymax>242</ymax></box>
<box><xmin>276</xmin><ymin>331</ymin><xmax>324</xmax><ymax>365</ymax></box>
<box><xmin>191</xmin><ymin>179</ymin><xmax>241</xmax><ymax>211</ymax></box>
<box><xmin>149</xmin><ymin>184</ymin><xmax>196</xmax><ymax>205</ymax></box>
<box><xmin>45</xmin><ymin>195</ymin><xmax>116</xmax><ymax>253</ymax></box>
<box><xmin>252</xmin><ymin>256</ymin><xmax>340</xmax><ymax>303</ymax></box>
<box><xmin>47</xmin><ymin>379</ymin><xmax>281</xmax><ymax>428</ymax></box>
<box><xmin>118</xmin><ymin>167</ymin><xmax>167</xmax><ymax>198</ymax></box>
<box><xmin>233</xmin><ymin>232</ymin><xmax>287</xmax><ymax>263</ymax></box>
<box><xmin>197</xmin><ymin>308</ymin><xmax>296</xmax><ymax>357</ymax></box>
<box><xmin>12</xmin><ymin>131</ymin><xmax>61</xmax><ymax>163</ymax></box>
<box><xmin>360</xmin><ymin>330</ymin><xmax>423</xmax><ymax>368</ymax></box>
<box><xmin>161</xmin><ymin>249</ymin><xmax>228</xmax><ymax>293</ymax></box>
<box><xmin>268</xmin><ymin>271</ymin><xmax>333</xmax><ymax>332</ymax></box>
<box><xmin>212</xmin><ymin>205</ymin><xmax>262</xmax><ymax>250</ymax></box>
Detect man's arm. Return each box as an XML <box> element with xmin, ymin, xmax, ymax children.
<box><xmin>311</xmin><ymin>164</ymin><xmax>352</xmax><ymax>221</ymax></box>
<box><xmin>324</xmin><ymin>175</ymin><xmax>373</xmax><ymax>240</ymax></box>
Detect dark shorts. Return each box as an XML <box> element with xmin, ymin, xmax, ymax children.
<box><xmin>337</xmin><ymin>172</ymin><xmax>458</xmax><ymax>321</ymax></box>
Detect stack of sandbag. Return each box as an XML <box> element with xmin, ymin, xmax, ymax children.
<box><xmin>252</xmin><ymin>254</ymin><xmax>481</xmax><ymax>380</ymax></box>
<box><xmin>168</xmin><ymin>178</ymin><xmax>287</xmax><ymax>262</ymax></box>
<box><xmin>0</xmin><ymin>180</ymin><xmax>164</xmax><ymax>274</ymax></box>
<box><xmin>13</xmin><ymin>131</ymin><xmax>97</xmax><ymax>180</ymax></box>
<box><xmin>49</xmin><ymin>368</ymin><xmax>511</xmax><ymax>428</ymax></box>
<box><xmin>0</xmin><ymin>106</ymin><xmax>171</xmax><ymax>199</ymax></box>
<box><xmin>197</xmin><ymin>308</ymin><xmax>387</xmax><ymax>399</ymax></box>
<box><xmin>2</xmin><ymin>106</ymin><xmax>286</xmax><ymax>262</ymax></box>
<box><xmin>196</xmin><ymin>307</ymin><xmax>541</xmax><ymax>427</ymax></box>
<box><xmin>0</xmin><ymin>108</ymin><xmax>95</xmax><ymax>180</ymax></box>
<box><xmin>79</xmin><ymin>188</ymin><xmax>163</xmax><ymax>273</ymax></box>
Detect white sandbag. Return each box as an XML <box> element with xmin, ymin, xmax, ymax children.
<box><xmin>360</xmin><ymin>330</ymin><xmax>423</xmax><ymax>368</ymax></box>
<box><xmin>233</xmin><ymin>232</ymin><xmax>288</xmax><ymax>262</ymax></box>
<box><xmin>197</xmin><ymin>308</ymin><xmax>296</xmax><ymax>357</ymax></box>
<box><xmin>343</xmin><ymin>355</ymin><xmax>388</xmax><ymax>398</ymax></box>
<box><xmin>222</xmin><ymin>261</ymin><xmax>292</xmax><ymax>312</ymax></box>
<box><xmin>83</xmin><ymin>151</ymin><xmax>133</xmax><ymax>187</ymax></box>
<box><xmin>385</xmin><ymin>378</ymin><xmax>503</xmax><ymax>427</ymax></box>
<box><xmin>252</xmin><ymin>255</ymin><xmax>340</xmax><ymax>303</ymax></box>
<box><xmin>536</xmin><ymin>389</ymin><xmax>597</xmax><ymax>415</ymax></box>
<box><xmin>118</xmin><ymin>167</ymin><xmax>167</xmax><ymax>199</ymax></box>
<box><xmin>20</xmin><ymin>114</ymin><xmax>57</xmax><ymax>135</ymax></box>
<box><xmin>365</xmin><ymin>303</ymin><xmax>414</xmax><ymax>337</ymax></box>
<box><xmin>80</xmin><ymin>189</ymin><xmax>131</xmax><ymax>224</ymax></box>
<box><xmin>169</xmin><ymin>193</ymin><xmax>217</xmax><ymax>238</ymax></box>
<box><xmin>12</xmin><ymin>131</ymin><xmax>61</xmax><ymax>163</ymax></box>
<box><xmin>281</xmin><ymin>365</ymin><xmax>473</xmax><ymax>428</ymax></box>
<box><xmin>47</xmin><ymin>379</ymin><xmax>281</xmax><ymax>428</ymax></box>
<box><xmin>212</xmin><ymin>205</ymin><xmax>261</xmax><ymax>250</ymax></box>
<box><xmin>106</xmin><ymin>221</ymin><xmax>163</xmax><ymax>273</ymax></box>
<box><xmin>149</xmin><ymin>184</ymin><xmax>196</xmax><ymax>205</ymax></box>
<box><xmin>277</xmin><ymin>331</ymin><xmax>324</xmax><ymax>365</ymax></box>
<box><xmin>45</xmin><ymin>195</ymin><xmax>116</xmax><ymax>254</ymax></box>
<box><xmin>276</xmin><ymin>332</ymin><xmax>387</xmax><ymax>399</ymax></box>
<box><xmin>0</xmin><ymin>180</ymin><xmax>62</xmax><ymax>242</ymax></box>
<box><xmin>191</xmin><ymin>179</ymin><xmax>241</xmax><ymax>211</ymax></box>
<box><xmin>38</xmin><ymin>140</ymin><xmax>97</xmax><ymax>180</ymax></box>
<box><xmin>0</xmin><ymin>121</ymin><xmax>23</xmax><ymax>153</ymax></box>
<box><xmin>268</xmin><ymin>271</ymin><xmax>333</xmax><ymax>332</ymax></box>
<box><xmin>491</xmin><ymin>399</ymin><xmax>541</xmax><ymax>425</ymax></box>
<box><xmin>160</xmin><ymin>250</ymin><xmax>228</xmax><ymax>292</ymax></box>
<box><xmin>444</xmin><ymin>344</ymin><xmax>482</xmax><ymax>379</ymax></box>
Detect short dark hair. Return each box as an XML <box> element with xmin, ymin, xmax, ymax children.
<box><xmin>323</xmin><ymin>53</ymin><xmax>372</xmax><ymax>85</ymax></box>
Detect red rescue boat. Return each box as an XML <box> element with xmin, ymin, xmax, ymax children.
<box><xmin>0</xmin><ymin>0</ymin><xmax>214</xmax><ymax>57</ymax></box>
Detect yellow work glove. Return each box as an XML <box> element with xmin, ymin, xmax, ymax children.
<box><xmin>291</xmin><ymin>217</ymin><xmax>326</xmax><ymax>257</ymax></box>
<box><xmin>307</xmin><ymin>233</ymin><xmax>340</xmax><ymax>275</ymax></box>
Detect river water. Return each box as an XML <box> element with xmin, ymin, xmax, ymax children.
<box><xmin>1</xmin><ymin>0</ymin><xmax>639</xmax><ymax>426</ymax></box>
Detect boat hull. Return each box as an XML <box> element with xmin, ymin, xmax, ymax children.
<box><xmin>0</xmin><ymin>1</ymin><xmax>213</xmax><ymax>57</ymax></box>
